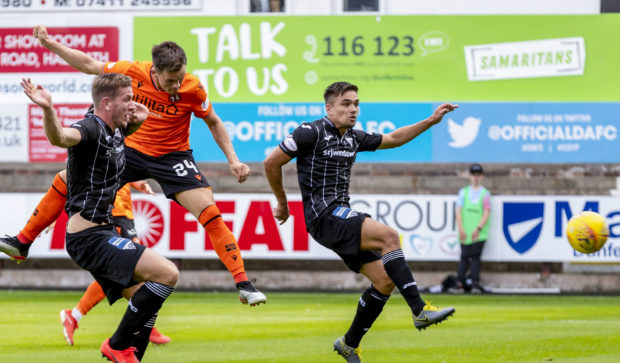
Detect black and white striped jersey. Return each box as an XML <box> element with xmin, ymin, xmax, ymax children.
<box><xmin>65</xmin><ymin>114</ymin><xmax>127</xmax><ymax>224</ymax></box>
<box><xmin>279</xmin><ymin>117</ymin><xmax>382</xmax><ymax>232</ymax></box>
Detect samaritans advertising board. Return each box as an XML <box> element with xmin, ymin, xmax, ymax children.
<box><xmin>133</xmin><ymin>15</ymin><xmax>620</xmax><ymax>162</ymax></box>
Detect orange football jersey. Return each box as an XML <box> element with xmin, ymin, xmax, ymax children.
<box><xmin>112</xmin><ymin>184</ymin><xmax>133</xmax><ymax>219</ymax></box>
<box><xmin>102</xmin><ymin>60</ymin><xmax>213</xmax><ymax>157</ymax></box>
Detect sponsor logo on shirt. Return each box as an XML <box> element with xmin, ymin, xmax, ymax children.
<box><xmin>323</xmin><ymin>149</ymin><xmax>355</xmax><ymax>158</ymax></box>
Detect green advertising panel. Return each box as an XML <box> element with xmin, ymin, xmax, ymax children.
<box><xmin>134</xmin><ymin>15</ymin><xmax>620</xmax><ymax>102</ymax></box>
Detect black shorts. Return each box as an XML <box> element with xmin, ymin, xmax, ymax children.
<box><xmin>113</xmin><ymin>215</ymin><xmax>138</xmax><ymax>241</ymax></box>
<box><xmin>310</xmin><ymin>205</ymin><xmax>381</xmax><ymax>273</ymax></box>
<box><xmin>65</xmin><ymin>224</ymin><xmax>146</xmax><ymax>304</ymax></box>
<box><xmin>122</xmin><ymin>146</ymin><xmax>210</xmax><ymax>199</ymax></box>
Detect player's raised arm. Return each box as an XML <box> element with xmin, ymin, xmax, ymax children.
<box><xmin>263</xmin><ymin>147</ymin><xmax>293</xmax><ymax>224</ymax></box>
<box><xmin>203</xmin><ymin>109</ymin><xmax>251</xmax><ymax>183</ymax></box>
<box><xmin>379</xmin><ymin>102</ymin><xmax>458</xmax><ymax>149</ymax></box>
<box><xmin>33</xmin><ymin>25</ymin><xmax>103</xmax><ymax>75</ymax></box>
<box><xmin>21</xmin><ymin>78</ymin><xmax>81</xmax><ymax>148</ymax></box>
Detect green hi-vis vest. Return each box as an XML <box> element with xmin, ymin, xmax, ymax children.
<box><xmin>462</xmin><ymin>186</ymin><xmax>489</xmax><ymax>245</ymax></box>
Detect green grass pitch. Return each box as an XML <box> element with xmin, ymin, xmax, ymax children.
<box><xmin>0</xmin><ymin>290</ymin><xmax>619</xmax><ymax>362</ymax></box>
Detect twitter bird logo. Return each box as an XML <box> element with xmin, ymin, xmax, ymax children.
<box><xmin>447</xmin><ymin>117</ymin><xmax>481</xmax><ymax>148</ymax></box>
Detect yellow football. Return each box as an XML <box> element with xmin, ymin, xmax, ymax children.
<box><xmin>566</xmin><ymin>211</ymin><xmax>609</xmax><ymax>254</ymax></box>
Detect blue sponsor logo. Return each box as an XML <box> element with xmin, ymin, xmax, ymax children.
<box><xmin>107</xmin><ymin>237</ymin><xmax>132</xmax><ymax>250</ymax></box>
<box><xmin>332</xmin><ymin>206</ymin><xmax>359</xmax><ymax>219</ymax></box>
<box><xmin>433</xmin><ymin>102</ymin><xmax>620</xmax><ymax>163</ymax></box>
<box><xmin>503</xmin><ymin>202</ymin><xmax>544</xmax><ymax>254</ymax></box>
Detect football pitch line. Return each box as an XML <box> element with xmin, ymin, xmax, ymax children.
<box><xmin>0</xmin><ymin>290</ymin><xmax>619</xmax><ymax>362</ymax></box>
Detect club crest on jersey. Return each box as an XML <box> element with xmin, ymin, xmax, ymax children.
<box><xmin>343</xmin><ymin>137</ymin><xmax>353</xmax><ymax>147</ymax></box>
<box><xmin>106</xmin><ymin>144</ymin><xmax>124</xmax><ymax>157</ymax></box>
<box><xmin>169</xmin><ymin>94</ymin><xmax>181</xmax><ymax>103</ymax></box>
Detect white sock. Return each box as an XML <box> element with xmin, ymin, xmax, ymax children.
<box><xmin>71</xmin><ymin>307</ymin><xmax>83</xmax><ymax>322</ymax></box>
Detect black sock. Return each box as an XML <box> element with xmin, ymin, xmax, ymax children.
<box><xmin>345</xmin><ymin>285</ymin><xmax>390</xmax><ymax>348</ymax></box>
<box><xmin>381</xmin><ymin>249</ymin><xmax>425</xmax><ymax>315</ymax></box>
<box><xmin>110</xmin><ymin>281</ymin><xmax>174</xmax><ymax>350</ymax></box>
<box><xmin>133</xmin><ymin>314</ymin><xmax>157</xmax><ymax>361</ymax></box>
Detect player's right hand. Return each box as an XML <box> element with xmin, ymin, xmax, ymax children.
<box><xmin>230</xmin><ymin>161</ymin><xmax>251</xmax><ymax>183</ymax></box>
<box><xmin>20</xmin><ymin>78</ymin><xmax>53</xmax><ymax>109</ymax></box>
<box><xmin>33</xmin><ymin>25</ymin><xmax>49</xmax><ymax>44</ymax></box>
<box><xmin>273</xmin><ymin>201</ymin><xmax>289</xmax><ymax>225</ymax></box>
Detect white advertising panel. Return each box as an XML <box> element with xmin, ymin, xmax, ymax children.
<box><xmin>0</xmin><ymin>104</ymin><xmax>28</xmax><ymax>162</ymax></box>
<box><xmin>0</xmin><ymin>193</ymin><xmax>617</xmax><ymax>262</ymax></box>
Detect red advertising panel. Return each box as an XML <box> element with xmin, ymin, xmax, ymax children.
<box><xmin>28</xmin><ymin>103</ymin><xmax>90</xmax><ymax>162</ymax></box>
<box><xmin>0</xmin><ymin>27</ymin><xmax>118</xmax><ymax>73</ymax></box>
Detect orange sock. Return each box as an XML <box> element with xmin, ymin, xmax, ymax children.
<box><xmin>76</xmin><ymin>281</ymin><xmax>106</xmax><ymax>316</ymax></box>
<box><xmin>199</xmin><ymin>204</ymin><xmax>247</xmax><ymax>283</ymax></box>
<box><xmin>18</xmin><ymin>172</ymin><xmax>67</xmax><ymax>243</ymax></box>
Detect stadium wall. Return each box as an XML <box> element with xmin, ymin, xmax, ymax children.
<box><xmin>1</xmin><ymin>162</ymin><xmax>619</xmax><ymax>292</ymax></box>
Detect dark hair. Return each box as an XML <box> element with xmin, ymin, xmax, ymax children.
<box><xmin>151</xmin><ymin>41</ymin><xmax>187</xmax><ymax>72</ymax></box>
<box><xmin>91</xmin><ymin>73</ymin><xmax>132</xmax><ymax>105</ymax></box>
<box><xmin>323</xmin><ymin>81</ymin><xmax>358</xmax><ymax>104</ymax></box>
<box><xmin>469</xmin><ymin>163</ymin><xmax>484</xmax><ymax>174</ymax></box>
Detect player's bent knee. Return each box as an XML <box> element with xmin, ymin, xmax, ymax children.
<box><xmin>136</xmin><ymin>250</ymin><xmax>179</xmax><ymax>286</ymax></box>
<box><xmin>168</xmin><ymin>265</ymin><xmax>179</xmax><ymax>286</ymax></box>
<box><xmin>381</xmin><ymin>228</ymin><xmax>400</xmax><ymax>250</ymax></box>
<box><xmin>157</xmin><ymin>260</ymin><xmax>179</xmax><ymax>287</ymax></box>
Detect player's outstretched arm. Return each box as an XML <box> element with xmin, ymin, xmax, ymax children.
<box><xmin>33</xmin><ymin>25</ymin><xmax>103</xmax><ymax>75</ymax></box>
<box><xmin>203</xmin><ymin>109</ymin><xmax>251</xmax><ymax>183</ymax></box>
<box><xmin>21</xmin><ymin>78</ymin><xmax>81</xmax><ymax>148</ymax></box>
<box><xmin>379</xmin><ymin>102</ymin><xmax>458</xmax><ymax>149</ymax></box>
<box><xmin>263</xmin><ymin>147</ymin><xmax>293</xmax><ymax>225</ymax></box>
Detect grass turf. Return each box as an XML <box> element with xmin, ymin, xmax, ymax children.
<box><xmin>0</xmin><ymin>290</ymin><xmax>619</xmax><ymax>362</ymax></box>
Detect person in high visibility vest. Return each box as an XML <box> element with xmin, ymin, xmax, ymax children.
<box><xmin>455</xmin><ymin>163</ymin><xmax>491</xmax><ymax>293</ymax></box>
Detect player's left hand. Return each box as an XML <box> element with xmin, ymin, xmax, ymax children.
<box><xmin>429</xmin><ymin>103</ymin><xmax>459</xmax><ymax>124</ymax></box>
<box><xmin>230</xmin><ymin>161</ymin><xmax>251</xmax><ymax>183</ymax></box>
